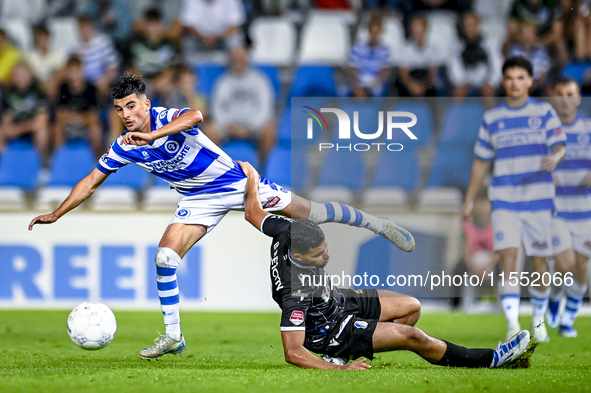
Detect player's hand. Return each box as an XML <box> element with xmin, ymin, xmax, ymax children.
<box><xmin>339</xmin><ymin>359</ymin><xmax>371</xmax><ymax>370</ymax></box>
<box><xmin>28</xmin><ymin>213</ymin><xmax>58</xmax><ymax>230</ymax></box>
<box><xmin>237</xmin><ymin>160</ymin><xmax>260</xmax><ymax>180</ymax></box>
<box><xmin>121</xmin><ymin>131</ymin><xmax>153</xmax><ymax>146</ymax></box>
<box><xmin>461</xmin><ymin>200</ymin><xmax>474</xmax><ymax>222</ymax></box>
<box><xmin>541</xmin><ymin>154</ymin><xmax>560</xmax><ymax>172</ymax></box>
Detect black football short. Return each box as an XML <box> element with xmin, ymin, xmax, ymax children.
<box><xmin>304</xmin><ymin>288</ymin><xmax>381</xmax><ymax>360</ymax></box>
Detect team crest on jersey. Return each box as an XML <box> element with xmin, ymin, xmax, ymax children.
<box><xmin>158</xmin><ymin>110</ymin><xmax>167</xmax><ymax>119</ymax></box>
<box><xmin>263</xmin><ymin>196</ymin><xmax>281</xmax><ymax>209</ymax></box>
<box><xmin>354</xmin><ymin>321</ymin><xmax>368</xmax><ymax>329</ymax></box>
<box><xmin>552</xmin><ymin>236</ymin><xmax>561</xmax><ymax>247</ymax></box>
<box><xmin>495</xmin><ymin>232</ymin><xmax>504</xmax><ymax>241</ymax></box>
<box><xmin>175</xmin><ymin>208</ymin><xmax>191</xmax><ymax>218</ymax></box>
<box><xmin>165</xmin><ymin>140</ymin><xmax>180</xmax><ymax>154</ymax></box>
<box><xmin>577</xmin><ymin>134</ymin><xmax>590</xmax><ymax>146</ymax></box>
<box><xmin>142</xmin><ymin>151</ymin><xmax>150</xmax><ymax>159</ymax></box>
<box><xmin>528</xmin><ymin>117</ymin><xmax>542</xmax><ymax>129</ymax></box>
<box><xmin>289</xmin><ymin>311</ymin><xmax>304</xmax><ymax>326</ymax></box>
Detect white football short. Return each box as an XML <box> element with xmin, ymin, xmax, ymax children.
<box><xmin>169</xmin><ymin>177</ymin><xmax>292</xmax><ymax>232</ymax></box>
<box><xmin>552</xmin><ymin>217</ymin><xmax>591</xmax><ymax>257</ymax></box>
<box><xmin>491</xmin><ymin>209</ymin><xmax>553</xmax><ymax>257</ymax></box>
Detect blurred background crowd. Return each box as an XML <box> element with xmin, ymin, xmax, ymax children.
<box><xmin>2</xmin><ymin>0</ymin><xmax>591</xmax><ymax>211</ymax></box>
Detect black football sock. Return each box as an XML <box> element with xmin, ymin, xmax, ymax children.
<box><xmin>431</xmin><ymin>341</ymin><xmax>494</xmax><ymax>368</ymax></box>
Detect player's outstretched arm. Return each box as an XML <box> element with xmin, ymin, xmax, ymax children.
<box><xmin>462</xmin><ymin>158</ymin><xmax>491</xmax><ymax>221</ymax></box>
<box><xmin>281</xmin><ymin>331</ymin><xmax>370</xmax><ymax>370</ymax></box>
<box><xmin>239</xmin><ymin>160</ymin><xmax>269</xmax><ymax>231</ymax></box>
<box><xmin>28</xmin><ymin>168</ymin><xmax>109</xmax><ymax>230</ymax></box>
<box><xmin>122</xmin><ymin>110</ymin><xmax>203</xmax><ymax>146</ymax></box>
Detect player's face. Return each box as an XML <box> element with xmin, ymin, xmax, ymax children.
<box><xmin>551</xmin><ymin>82</ymin><xmax>581</xmax><ymax>118</ymax></box>
<box><xmin>297</xmin><ymin>240</ymin><xmax>330</xmax><ymax>267</ymax></box>
<box><xmin>502</xmin><ymin>67</ymin><xmax>533</xmax><ymax>98</ymax></box>
<box><xmin>113</xmin><ymin>94</ymin><xmax>151</xmax><ymax>132</ymax></box>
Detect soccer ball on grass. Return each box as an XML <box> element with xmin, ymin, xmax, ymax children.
<box><xmin>67</xmin><ymin>301</ymin><xmax>117</xmax><ymax>350</ymax></box>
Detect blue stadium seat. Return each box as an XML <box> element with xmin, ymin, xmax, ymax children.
<box><xmin>195</xmin><ymin>63</ymin><xmax>226</xmax><ymax>99</ymax></box>
<box><xmin>263</xmin><ymin>146</ymin><xmax>308</xmax><ymax>191</ymax></box>
<box><xmin>439</xmin><ymin>101</ymin><xmax>484</xmax><ymax>148</ymax></box>
<box><xmin>101</xmin><ymin>163</ymin><xmax>150</xmax><ymax>191</ymax></box>
<box><xmin>288</xmin><ymin>65</ymin><xmax>337</xmax><ymax>98</ymax></box>
<box><xmin>316</xmin><ymin>150</ymin><xmax>366</xmax><ymax>191</ymax></box>
<box><xmin>47</xmin><ymin>140</ymin><xmax>95</xmax><ymax>186</ymax></box>
<box><xmin>0</xmin><ymin>141</ymin><xmax>41</xmax><ymax>192</ymax></box>
<box><xmin>426</xmin><ymin>142</ymin><xmax>474</xmax><ymax>191</ymax></box>
<box><xmin>253</xmin><ymin>64</ymin><xmax>281</xmax><ymax>101</ymax></box>
<box><xmin>391</xmin><ymin>100</ymin><xmax>434</xmax><ymax>147</ymax></box>
<box><xmin>371</xmin><ymin>150</ymin><xmax>421</xmax><ymax>191</ymax></box>
<box><xmin>221</xmin><ymin>140</ymin><xmax>259</xmax><ymax>169</ymax></box>
<box><xmin>562</xmin><ymin>62</ymin><xmax>591</xmax><ymax>85</ymax></box>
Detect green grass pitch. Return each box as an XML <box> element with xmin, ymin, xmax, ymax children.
<box><xmin>0</xmin><ymin>310</ymin><xmax>589</xmax><ymax>393</ymax></box>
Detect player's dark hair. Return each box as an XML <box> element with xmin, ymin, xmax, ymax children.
<box><xmin>551</xmin><ymin>75</ymin><xmax>580</xmax><ymax>90</ymax></box>
<box><xmin>110</xmin><ymin>73</ymin><xmax>146</xmax><ymax>99</ymax></box>
<box><xmin>502</xmin><ymin>56</ymin><xmax>533</xmax><ymax>77</ymax></box>
<box><xmin>290</xmin><ymin>219</ymin><xmax>325</xmax><ymax>254</ymax></box>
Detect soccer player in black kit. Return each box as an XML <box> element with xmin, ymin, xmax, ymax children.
<box><xmin>239</xmin><ymin>161</ymin><xmax>531</xmax><ymax>370</ymax></box>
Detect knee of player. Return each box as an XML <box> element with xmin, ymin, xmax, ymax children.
<box><xmin>155</xmin><ymin>247</ymin><xmax>181</xmax><ymax>269</ymax></box>
<box><xmin>405</xmin><ymin>327</ymin><xmax>428</xmax><ymax>346</ymax></box>
<box><xmin>409</xmin><ymin>297</ymin><xmax>422</xmax><ymax>321</ymax></box>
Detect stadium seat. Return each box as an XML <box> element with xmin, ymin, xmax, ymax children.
<box><xmin>425</xmin><ymin>12</ymin><xmax>459</xmax><ymax>65</ymax></box>
<box><xmin>221</xmin><ymin>140</ymin><xmax>259</xmax><ymax>169</ymax></box>
<box><xmin>391</xmin><ymin>100</ymin><xmax>434</xmax><ymax>147</ymax></box>
<box><xmin>195</xmin><ymin>63</ymin><xmax>226</xmax><ymax>100</ymax></box>
<box><xmin>0</xmin><ymin>18</ymin><xmax>32</xmax><ymax>49</ymax></box>
<box><xmin>309</xmin><ymin>150</ymin><xmax>366</xmax><ymax>204</ymax></box>
<box><xmin>562</xmin><ymin>62</ymin><xmax>591</xmax><ymax>85</ymax></box>
<box><xmin>355</xmin><ymin>15</ymin><xmax>405</xmax><ymax>60</ymax></box>
<box><xmin>263</xmin><ymin>146</ymin><xmax>309</xmax><ymax>191</ymax></box>
<box><xmin>253</xmin><ymin>64</ymin><xmax>281</xmax><ymax>102</ymax></box>
<box><xmin>288</xmin><ymin>66</ymin><xmax>337</xmax><ymax>97</ymax></box>
<box><xmin>47</xmin><ymin>17</ymin><xmax>81</xmax><ymax>55</ymax></box>
<box><xmin>0</xmin><ymin>186</ymin><xmax>27</xmax><ymax>210</ymax></box>
<box><xmin>249</xmin><ymin>17</ymin><xmax>296</xmax><ymax>66</ymax></box>
<box><xmin>370</xmin><ymin>150</ymin><xmax>421</xmax><ymax>191</ymax></box>
<box><xmin>89</xmin><ymin>164</ymin><xmax>149</xmax><ymax>211</ymax></box>
<box><xmin>426</xmin><ymin>142</ymin><xmax>474</xmax><ymax>191</ymax></box>
<box><xmin>0</xmin><ymin>141</ymin><xmax>41</xmax><ymax>193</ymax></box>
<box><xmin>308</xmin><ymin>9</ymin><xmax>357</xmax><ymax>25</ymax></box>
<box><xmin>34</xmin><ymin>140</ymin><xmax>96</xmax><ymax>210</ymax></box>
<box><xmin>0</xmin><ymin>0</ymin><xmax>46</xmax><ymax>22</ymax></box>
<box><xmin>474</xmin><ymin>0</ymin><xmax>513</xmax><ymax>19</ymax></box>
<box><xmin>416</xmin><ymin>186</ymin><xmax>463</xmax><ymax>213</ymax></box>
<box><xmin>298</xmin><ymin>19</ymin><xmax>350</xmax><ymax>65</ymax></box>
<box><xmin>142</xmin><ymin>177</ymin><xmax>182</xmax><ymax>211</ymax></box>
<box><xmin>360</xmin><ymin>187</ymin><xmax>409</xmax><ymax>211</ymax></box>
<box><xmin>439</xmin><ymin>101</ymin><xmax>484</xmax><ymax>148</ymax></box>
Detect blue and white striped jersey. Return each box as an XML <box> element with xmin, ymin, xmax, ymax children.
<box><xmin>553</xmin><ymin>113</ymin><xmax>591</xmax><ymax>220</ymax></box>
<box><xmin>474</xmin><ymin>97</ymin><xmax>566</xmax><ymax>211</ymax></box>
<box><xmin>97</xmin><ymin>106</ymin><xmax>246</xmax><ymax>195</ymax></box>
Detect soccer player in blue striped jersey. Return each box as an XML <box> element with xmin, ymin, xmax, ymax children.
<box><xmin>28</xmin><ymin>73</ymin><xmax>415</xmax><ymax>360</ymax></box>
<box><xmin>546</xmin><ymin>77</ymin><xmax>591</xmax><ymax>338</ymax></box>
<box><xmin>462</xmin><ymin>57</ymin><xmax>567</xmax><ymax>343</ymax></box>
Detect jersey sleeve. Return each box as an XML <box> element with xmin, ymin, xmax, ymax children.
<box><xmin>96</xmin><ymin>139</ymin><xmax>130</xmax><ymax>174</ymax></box>
<box><xmin>474</xmin><ymin>120</ymin><xmax>495</xmax><ymax>161</ymax></box>
<box><xmin>545</xmin><ymin>106</ymin><xmax>566</xmax><ymax>150</ymax></box>
<box><xmin>261</xmin><ymin>215</ymin><xmax>291</xmax><ymax>238</ymax></box>
<box><xmin>279</xmin><ymin>290</ymin><xmax>313</xmax><ymax>332</ymax></box>
<box><xmin>153</xmin><ymin>106</ymin><xmax>198</xmax><ymax>135</ymax></box>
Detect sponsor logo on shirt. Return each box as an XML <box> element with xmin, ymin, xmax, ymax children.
<box><xmin>263</xmin><ymin>196</ymin><xmax>281</xmax><ymax>209</ymax></box>
<box><xmin>147</xmin><ymin>145</ymin><xmax>190</xmax><ymax>172</ymax></box>
<box><xmin>354</xmin><ymin>321</ymin><xmax>368</xmax><ymax>329</ymax></box>
<box><xmin>289</xmin><ymin>311</ymin><xmax>304</xmax><ymax>326</ymax></box>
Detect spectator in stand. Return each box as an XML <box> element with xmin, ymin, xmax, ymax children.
<box><xmin>393</xmin><ymin>16</ymin><xmax>440</xmax><ymax>97</ymax></box>
<box><xmin>0</xmin><ymin>62</ymin><xmax>50</xmax><ymax>161</ymax></box>
<box><xmin>128</xmin><ymin>8</ymin><xmax>178</xmax><ymax>81</ymax></box>
<box><xmin>175</xmin><ymin>0</ymin><xmax>245</xmax><ymax>60</ymax></box>
<box><xmin>448</xmin><ymin>12</ymin><xmax>502</xmax><ymax>97</ymax></box>
<box><xmin>54</xmin><ymin>57</ymin><xmax>102</xmax><ymax>157</ymax></box>
<box><xmin>0</xmin><ymin>28</ymin><xmax>21</xmax><ymax>86</ymax></box>
<box><xmin>130</xmin><ymin>0</ymin><xmax>182</xmax><ymax>39</ymax></box>
<box><xmin>23</xmin><ymin>25</ymin><xmax>68</xmax><ymax>100</ymax></box>
<box><xmin>74</xmin><ymin>16</ymin><xmax>119</xmax><ymax>96</ymax></box>
<box><xmin>557</xmin><ymin>0</ymin><xmax>591</xmax><ymax>61</ymax></box>
<box><xmin>507</xmin><ymin>22</ymin><xmax>550</xmax><ymax>96</ymax></box>
<box><xmin>153</xmin><ymin>64</ymin><xmax>208</xmax><ymax>123</ymax></box>
<box><xmin>348</xmin><ymin>16</ymin><xmax>391</xmax><ymax>97</ymax></box>
<box><xmin>505</xmin><ymin>0</ymin><xmax>567</xmax><ymax>67</ymax></box>
<box><xmin>80</xmin><ymin>0</ymin><xmax>132</xmax><ymax>49</ymax></box>
<box><xmin>209</xmin><ymin>47</ymin><xmax>275</xmax><ymax>161</ymax></box>
<box><xmin>398</xmin><ymin>0</ymin><xmax>472</xmax><ymax>20</ymax></box>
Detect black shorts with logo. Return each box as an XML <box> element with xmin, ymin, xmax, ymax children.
<box><xmin>304</xmin><ymin>288</ymin><xmax>381</xmax><ymax>360</ymax></box>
